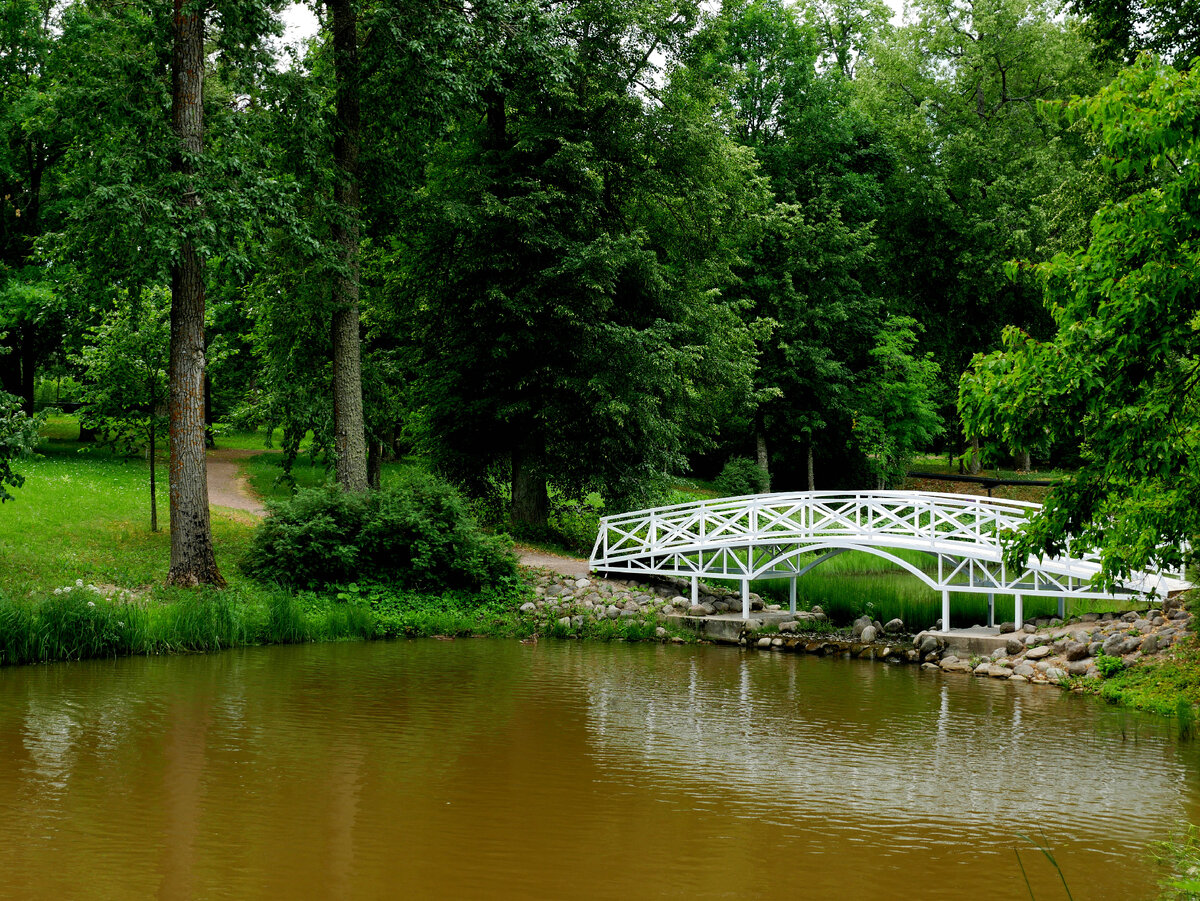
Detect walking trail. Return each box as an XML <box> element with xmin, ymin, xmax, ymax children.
<box><xmin>205</xmin><ymin>448</ymin><xmax>591</xmax><ymax>576</ymax></box>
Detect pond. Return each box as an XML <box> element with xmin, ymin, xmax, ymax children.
<box><xmin>0</xmin><ymin>640</ymin><xmax>1195</xmax><ymax>899</ymax></box>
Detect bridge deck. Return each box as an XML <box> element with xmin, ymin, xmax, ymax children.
<box><xmin>589</xmin><ymin>490</ymin><xmax>1191</xmax><ymax>630</ymax></box>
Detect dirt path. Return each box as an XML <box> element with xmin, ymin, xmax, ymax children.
<box><xmin>207</xmin><ymin>448</ymin><xmax>267</xmax><ymax>517</ymax></box>
<box><xmin>206</xmin><ymin>450</ymin><xmax>592</xmax><ymax>577</ymax></box>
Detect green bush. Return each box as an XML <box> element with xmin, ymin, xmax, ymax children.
<box><xmin>714</xmin><ymin>457</ymin><xmax>770</xmax><ymax>497</ymax></box>
<box><xmin>1095</xmin><ymin>653</ymin><xmax>1126</xmax><ymax>678</ymax></box>
<box><xmin>241</xmin><ymin>473</ymin><xmax>519</xmax><ymax>592</ymax></box>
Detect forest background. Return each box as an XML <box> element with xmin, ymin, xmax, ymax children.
<box><xmin>1</xmin><ymin>0</ymin><xmax>1197</xmax><ymax>589</ymax></box>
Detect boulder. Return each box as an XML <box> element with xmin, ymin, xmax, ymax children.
<box><xmin>999</xmin><ymin>621</ymin><xmax>1017</xmax><ymax>634</ymax></box>
<box><xmin>1005</xmin><ymin>637</ymin><xmax>1025</xmax><ymax>656</ymax></box>
<box><xmin>1026</xmin><ymin>646</ymin><xmax>1052</xmax><ymax>660</ymax></box>
<box><xmin>1140</xmin><ymin>634</ymin><xmax>1159</xmax><ymax>654</ymax></box>
<box><xmin>852</xmin><ymin>616</ymin><xmax>872</xmax><ymax>639</ymax></box>
<box><xmin>884</xmin><ymin>618</ymin><xmax>905</xmax><ymax>634</ymax></box>
<box><xmin>860</xmin><ymin>625</ymin><xmax>878</xmax><ymax>643</ymax></box>
<box><xmin>988</xmin><ymin>664</ymin><xmax>1011</xmax><ymax>679</ymax></box>
<box><xmin>1064</xmin><ymin>641</ymin><xmax>1090</xmax><ymax>662</ymax></box>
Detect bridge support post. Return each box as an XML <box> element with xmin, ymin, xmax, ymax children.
<box><xmin>941</xmin><ymin>590</ymin><xmax>950</xmax><ymax>633</ymax></box>
<box><xmin>1014</xmin><ymin>593</ymin><xmax>1024</xmax><ymax>629</ymax></box>
<box><xmin>1057</xmin><ymin>597</ymin><xmax>1065</xmax><ymax>620</ymax></box>
<box><xmin>742</xmin><ymin>580</ymin><xmax>750</xmax><ymax>619</ymax></box>
<box><xmin>987</xmin><ymin>593</ymin><xmax>995</xmax><ymax>628</ymax></box>
<box><xmin>691</xmin><ymin>576</ymin><xmax>698</xmax><ymax>607</ymax></box>
<box><xmin>789</xmin><ymin>577</ymin><xmax>797</xmax><ymax>614</ymax></box>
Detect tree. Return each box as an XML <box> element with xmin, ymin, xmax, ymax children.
<box><xmin>1069</xmin><ymin>0</ymin><xmax>1200</xmax><ymax>68</ymax></box>
<box><xmin>857</xmin><ymin>0</ymin><xmax>1108</xmax><ymax>455</ymax></box>
<box><xmin>402</xmin><ymin>0</ymin><xmax>765</xmax><ymax>530</ymax></box>
<box><xmin>74</xmin><ymin>289</ymin><xmax>170</xmax><ymax>531</ymax></box>
<box><xmin>0</xmin><ymin>387</ymin><xmax>41</xmax><ymax>503</ymax></box>
<box><xmin>852</xmin><ymin>315</ymin><xmax>943</xmax><ymax>488</ymax></box>
<box><xmin>959</xmin><ymin>59</ymin><xmax>1200</xmax><ymax>586</ymax></box>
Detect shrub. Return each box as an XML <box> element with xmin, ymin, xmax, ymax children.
<box><xmin>241</xmin><ymin>473</ymin><xmax>519</xmax><ymax>592</ymax></box>
<box><xmin>1096</xmin><ymin>653</ymin><xmax>1126</xmax><ymax>678</ymax></box>
<box><xmin>714</xmin><ymin>457</ymin><xmax>770</xmax><ymax>497</ymax></box>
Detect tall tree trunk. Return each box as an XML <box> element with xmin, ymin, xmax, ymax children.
<box><xmin>19</xmin><ymin>326</ymin><xmax>35</xmax><ymax>415</ymax></box>
<box><xmin>150</xmin><ymin>415</ymin><xmax>158</xmax><ymax>533</ymax></box>
<box><xmin>755</xmin><ymin>429</ymin><xmax>771</xmax><ymax>492</ymax></box>
<box><xmin>511</xmin><ymin>443</ymin><xmax>549</xmax><ymax>532</ymax></box>
<box><xmin>367</xmin><ymin>439</ymin><xmax>382</xmax><ymax>490</ymax></box>
<box><xmin>1017</xmin><ymin>448</ymin><xmax>1031</xmax><ymax>472</ymax></box>
<box><xmin>204</xmin><ymin>372</ymin><xmax>215</xmax><ymax>449</ymax></box>
<box><xmin>166</xmin><ymin>0</ymin><xmax>223</xmax><ymax>587</ymax></box>
<box><xmin>966</xmin><ymin>435</ymin><xmax>981</xmax><ymax>475</ymax></box>
<box><xmin>329</xmin><ymin>0</ymin><xmax>368</xmax><ymax>492</ymax></box>
<box><xmin>807</xmin><ymin>443</ymin><xmax>815</xmax><ymax>491</ymax></box>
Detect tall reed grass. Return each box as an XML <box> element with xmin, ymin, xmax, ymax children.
<box><xmin>0</xmin><ymin>587</ymin><xmax>376</xmax><ymax>667</ymax></box>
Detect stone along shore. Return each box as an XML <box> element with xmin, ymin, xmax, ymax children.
<box><xmin>523</xmin><ymin>568</ymin><xmax>1191</xmax><ymax>687</ymax></box>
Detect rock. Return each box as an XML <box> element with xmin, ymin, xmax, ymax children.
<box><xmin>941</xmin><ymin>660</ymin><xmax>973</xmax><ymax>673</ymax></box>
<box><xmin>655</xmin><ymin>627</ymin><xmax>669</xmax><ymax>639</ymax></box>
<box><xmin>1010</xmin><ymin>674</ymin><xmax>1029</xmax><ymax>682</ymax></box>
<box><xmin>811</xmin><ymin>606</ymin><xmax>824</xmax><ymax>616</ymax></box>
<box><xmin>884</xmin><ymin>618</ymin><xmax>904</xmax><ymax>634</ymax></box>
<box><xmin>1065</xmin><ymin>641</ymin><xmax>1090</xmax><ymax>662</ymax></box>
<box><xmin>557</xmin><ymin>616</ymin><xmax>572</xmax><ymax>628</ymax></box>
<box><xmin>852</xmin><ymin>616</ymin><xmax>872</xmax><ymax>639</ymax></box>
<box><xmin>999</xmin><ymin>621</ymin><xmax>1016</xmax><ymax>634</ymax></box>
<box><xmin>1013</xmin><ymin>663</ymin><xmax>1036</xmax><ymax>679</ymax></box>
<box><xmin>687</xmin><ymin>605</ymin><xmax>707</xmax><ymax>617</ymax></box>
<box><xmin>571</xmin><ymin>616</ymin><xmax>584</xmax><ymax>629</ymax></box>
<box><xmin>1102</xmin><ymin>634</ymin><xmax>1125</xmax><ymax>655</ymax></box>
<box><xmin>574</xmin><ymin>578</ymin><xmax>591</xmax><ymax>589</ymax></box>
<box><xmin>1088</xmin><ymin>641</ymin><xmax>1104</xmax><ymax>657</ymax></box>
<box><xmin>1122</xmin><ymin>611</ymin><xmax>1138</xmax><ymax>623</ymax></box>
<box><xmin>921</xmin><ymin>662</ymin><xmax>941</xmax><ymax>672</ymax></box>
<box><xmin>1022</xmin><ymin>623</ymin><xmax>1037</xmax><ymax>634</ymax></box>
<box><xmin>1140</xmin><ymin>634</ymin><xmax>1159</xmax><ymax>654</ymax></box>
<box><xmin>988</xmin><ymin>664</ymin><xmax>1011</xmax><ymax>679</ymax></box>
<box><xmin>1066</xmin><ymin>660</ymin><xmax>1091</xmax><ymax>677</ymax></box>
<box><xmin>973</xmin><ymin>662</ymin><xmax>991</xmax><ymax>676</ymax></box>
<box><xmin>623</xmin><ymin>601</ymin><xmax>640</xmax><ymax>612</ymax></box>
<box><xmin>990</xmin><ymin>647</ymin><xmax>1007</xmax><ymax>660</ymax></box>
<box><xmin>779</xmin><ymin>621</ymin><xmax>799</xmax><ymax>633</ymax></box>
<box><xmin>766</xmin><ymin>604</ymin><xmax>782</xmax><ymax>612</ymax></box>
<box><xmin>606</xmin><ymin>605</ymin><xmax>622</xmax><ymax>619</ymax></box>
<box><xmin>1026</xmin><ymin>646</ymin><xmax>1052</xmax><ymax>660</ymax></box>
<box><xmin>771</xmin><ymin>637</ymin><xmax>784</xmax><ymax>648</ymax></box>
<box><xmin>918</xmin><ymin>635</ymin><xmax>940</xmax><ymax>655</ymax></box>
<box><xmin>700</xmin><ymin>602</ymin><xmax>717</xmax><ymax>616</ymax></box>
<box><xmin>1080</xmin><ymin>612</ymin><xmax>1099</xmax><ymax>622</ymax></box>
<box><xmin>860</xmin><ymin>625</ymin><xmax>878</xmax><ymax>643</ymax></box>
<box><xmin>1044</xmin><ymin>666</ymin><xmax>1067</xmax><ymax>682</ymax></box>
<box><xmin>1073</xmin><ymin>630</ymin><xmax>1091</xmax><ymax>644</ymax></box>
<box><xmin>519</xmin><ymin>602</ymin><xmax>537</xmax><ymax>613</ymax></box>
<box><xmin>757</xmin><ymin>637</ymin><xmax>772</xmax><ymax>648</ymax></box>
<box><xmin>1006</xmin><ymin>637</ymin><xmax>1025</xmax><ymax>656</ymax></box>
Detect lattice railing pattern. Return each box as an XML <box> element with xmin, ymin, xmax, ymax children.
<box><xmin>589</xmin><ymin>491</ymin><xmax>1189</xmax><ymax>601</ymax></box>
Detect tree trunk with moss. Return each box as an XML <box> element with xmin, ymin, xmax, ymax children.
<box><xmin>166</xmin><ymin>0</ymin><xmax>223</xmax><ymax>587</ymax></box>
<box><xmin>329</xmin><ymin>0</ymin><xmax>368</xmax><ymax>492</ymax></box>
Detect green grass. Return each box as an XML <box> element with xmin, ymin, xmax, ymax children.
<box><xmin>748</xmin><ymin>549</ymin><xmax>1144</xmax><ymax>630</ymax></box>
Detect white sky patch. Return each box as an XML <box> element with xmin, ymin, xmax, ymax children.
<box><xmin>277</xmin><ymin>3</ymin><xmax>319</xmax><ymax>52</ymax></box>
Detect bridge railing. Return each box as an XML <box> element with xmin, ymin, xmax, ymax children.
<box><xmin>591</xmin><ymin>491</ymin><xmax>1037</xmax><ymax>564</ymax></box>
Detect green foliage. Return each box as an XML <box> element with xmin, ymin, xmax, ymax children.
<box><xmin>852</xmin><ymin>316</ymin><xmax>944</xmax><ymax>488</ymax></box>
<box><xmin>1154</xmin><ymin>824</ymin><xmax>1200</xmax><ymax>901</ymax></box>
<box><xmin>1095</xmin><ymin>654</ymin><xmax>1125</xmax><ymax>677</ymax></box>
<box><xmin>960</xmin><ymin>59</ymin><xmax>1200</xmax><ymax>586</ymax></box>
<box><xmin>241</xmin><ymin>473</ymin><xmax>519</xmax><ymax>592</ymax></box>
<box><xmin>0</xmin><ymin>390</ymin><xmax>41</xmax><ymax>502</ymax></box>
<box><xmin>714</xmin><ymin>456</ymin><xmax>771</xmax><ymax>496</ymax></box>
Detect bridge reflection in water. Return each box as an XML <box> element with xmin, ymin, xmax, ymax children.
<box><xmin>590</xmin><ymin>490</ymin><xmax>1191</xmax><ymax>629</ymax></box>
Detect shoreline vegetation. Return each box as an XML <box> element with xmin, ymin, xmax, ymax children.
<box><xmin>0</xmin><ymin>421</ymin><xmax>1196</xmax><ymax>731</ymax></box>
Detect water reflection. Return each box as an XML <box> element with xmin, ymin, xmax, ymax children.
<box><xmin>0</xmin><ymin>641</ymin><xmax>1194</xmax><ymax>900</ymax></box>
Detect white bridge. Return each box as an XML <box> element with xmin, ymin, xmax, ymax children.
<box><xmin>588</xmin><ymin>491</ymin><xmax>1191</xmax><ymax>632</ymax></box>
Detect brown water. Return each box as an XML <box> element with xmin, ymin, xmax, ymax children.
<box><xmin>0</xmin><ymin>641</ymin><xmax>1196</xmax><ymax>901</ymax></box>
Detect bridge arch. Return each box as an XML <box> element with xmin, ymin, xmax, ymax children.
<box><xmin>589</xmin><ymin>490</ymin><xmax>1189</xmax><ymax>631</ymax></box>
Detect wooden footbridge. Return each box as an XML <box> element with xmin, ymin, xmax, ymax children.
<box><xmin>588</xmin><ymin>491</ymin><xmax>1191</xmax><ymax>632</ymax></box>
